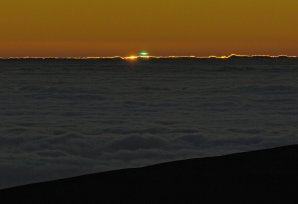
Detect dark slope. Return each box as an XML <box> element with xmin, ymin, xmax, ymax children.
<box><xmin>1</xmin><ymin>145</ymin><xmax>298</xmax><ymax>203</ymax></box>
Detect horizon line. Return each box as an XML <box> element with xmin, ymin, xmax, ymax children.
<box><xmin>0</xmin><ymin>54</ymin><xmax>297</xmax><ymax>60</ymax></box>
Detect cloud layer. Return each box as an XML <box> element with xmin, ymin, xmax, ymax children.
<box><xmin>1</xmin><ymin>59</ymin><xmax>298</xmax><ymax>188</ymax></box>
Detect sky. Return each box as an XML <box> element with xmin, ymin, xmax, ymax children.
<box><xmin>1</xmin><ymin>0</ymin><xmax>297</xmax><ymax>57</ymax></box>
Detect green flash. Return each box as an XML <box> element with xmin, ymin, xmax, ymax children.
<box><xmin>139</xmin><ymin>51</ymin><xmax>149</xmax><ymax>56</ymax></box>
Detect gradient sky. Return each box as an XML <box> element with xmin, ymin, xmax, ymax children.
<box><xmin>1</xmin><ymin>0</ymin><xmax>297</xmax><ymax>57</ymax></box>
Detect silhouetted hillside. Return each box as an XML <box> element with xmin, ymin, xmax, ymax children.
<box><xmin>1</xmin><ymin>145</ymin><xmax>298</xmax><ymax>203</ymax></box>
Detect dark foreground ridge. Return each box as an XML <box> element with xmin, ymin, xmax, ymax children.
<box><xmin>1</xmin><ymin>145</ymin><xmax>298</xmax><ymax>203</ymax></box>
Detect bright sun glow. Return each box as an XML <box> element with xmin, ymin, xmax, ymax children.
<box><xmin>124</xmin><ymin>56</ymin><xmax>138</xmax><ymax>60</ymax></box>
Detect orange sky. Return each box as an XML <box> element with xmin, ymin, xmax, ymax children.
<box><xmin>1</xmin><ymin>0</ymin><xmax>297</xmax><ymax>57</ymax></box>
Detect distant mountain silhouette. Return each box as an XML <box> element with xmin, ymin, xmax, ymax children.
<box><xmin>1</xmin><ymin>145</ymin><xmax>298</xmax><ymax>203</ymax></box>
<box><xmin>0</xmin><ymin>54</ymin><xmax>297</xmax><ymax>60</ymax></box>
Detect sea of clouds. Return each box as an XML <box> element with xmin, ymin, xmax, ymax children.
<box><xmin>0</xmin><ymin>58</ymin><xmax>298</xmax><ymax>188</ymax></box>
